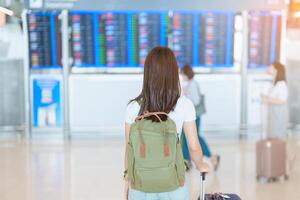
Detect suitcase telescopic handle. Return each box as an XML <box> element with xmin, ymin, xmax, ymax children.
<box><xmin>199</xmin><ymin>172</ymin><xmax>207</xmax><ymax>200</ymax></box>
<box><xmin>201</xmin><ymin>172</ymin><xmax>206</xmax><ymax>181</ymax></box>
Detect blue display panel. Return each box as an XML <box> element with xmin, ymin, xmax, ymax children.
<box><xmin>102</xmin><ymin>12</ymin><xmax>128</xmax><ymax>67</ymax></box>
<box><xmin>136</xmin><ymin>12</ymin><xmax>167</xmax><ymax>65</ymax></box>
<box><xmin>198</xmin><ymin>12</ymin><xmax>234</xmax><ymax>67</ymax></box>
<box><xmin>70</xmin><ymin>11</ymin><xmax>129</xmax><ymax>67</ymax></box>
<box><xmin>248</xmin><ymin>11</ymin><xmax>282</xmax><ymax>69</ymax></box>
<box><xmin>69</xmin><ymin>11</ymin><xmax>235</xmax><ymax>69</ymax></box>
<box><xmin>70</xmin><ymin>11</ymin><xmax>168</xmax><ymax>68</ymax></box>
<box><xmin>32</xmin><ymin>76</ymin><xmax>62</xmax><ymax>128</ymax></box>
<box><xmin>70</xmin><ymin>12</ymin><xmax>95</xmax><ymax>67</ymax></box>
<box><xmin>170</xmin><ymin>12</ymin><xmax>195</xmax><ymax>67</ymax></box>
<box><xmin>27</xmin><ymin>11</ymin><xmax>62</xmax><ymax>69</ymax></box>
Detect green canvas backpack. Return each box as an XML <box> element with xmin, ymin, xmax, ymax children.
<box><xmin>127</xmin><ymin>111</ymin><xmax>186</xmax><ymax>193</ymax></box>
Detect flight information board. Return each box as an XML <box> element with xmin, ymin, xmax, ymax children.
<box><xmin>198</xmin><ymin>12</ymin><xmax>234</xmax><ymax>67</ymax></box>
<box><xmin>70</xmin><ymin>12</ymin><xmax>129</xmax><ymax>67</ymax></box>
<box><xmin>68</xmin><ymin>11</ymin><xmax>235</xmax><ymax>69</ymax></box>
<box><xmin>101</xmin><ymin>12</ymin><xmax>128</xmax><ymax>67</ymax></box>
<box><xmin>70</xmin><ymin>11</ymin><xmax>167</xmax><ymax>68</ymax></box>
<box><xmin>70</xmin><ymin>12</ymin><xmax>95</xmax><ymax>67</ymax></box>
<box><xmin>135</xmin><ymin>12</ymin><xmax>167</xmax><ymax>65</ymax></box>
<box><xmin>27</xmin><ymin>11</ymin><xmax>62</xmax><ymax>69</ymax></box>
<box><xmin>248</xmin><ymin>12</ymin><xmax>282</xmax><ymax>69</ymax></box>
<box><xmin>170</xmin><ymin>12</ymin><xmax>194</xmax><ymax>67</ymax></box>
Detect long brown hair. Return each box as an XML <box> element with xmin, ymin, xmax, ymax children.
<box><xmin>130</xmin><ymin>47</ymin><xmax>181</xmax><ymax>122</ymax></box>
<box><xmin>273</xmin><ymin>62</ymin><xmax>286</xmax><ymax>84</ymax></box>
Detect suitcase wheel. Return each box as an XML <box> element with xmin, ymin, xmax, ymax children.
<box><xmin>284</xmin><ymin>175</ymin><xmax>289</xmax><ymax>180</ymax></box>
<box><xmin>267</xmin><ymin>177</ymin><xmax>277</xmax><ymax>183</ymax></box>
<box><xmin>256</xmin><ymin>176</ymin><xmax>260</xmax><ymax>181</ymax></box>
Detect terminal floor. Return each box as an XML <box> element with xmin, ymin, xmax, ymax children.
<box><xmin>0</xmin><ymin>133</ymin><xmax>300</xmax><ymax>200</ymax></box>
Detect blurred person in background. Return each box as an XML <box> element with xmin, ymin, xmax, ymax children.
<box><xmin>261</xmin><ymin>62</ymin><xmax>296</xmax><ymax>173</ymax></box>
<box><xmin>180</xmin><ymin>64</ymin><xmax>220</xmax><ymax>171</ymax></box>
<box><xmin>261</xmin><ymin>62</ymin><xmax>288</xmax><ymax>139</ymax></box>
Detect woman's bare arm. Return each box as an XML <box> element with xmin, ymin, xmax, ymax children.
<box><xmin>183</xmin><ymin>121</ymin><xmax>208</xmax><ymax>172</ymax></box>
<box><xmin>267</xmin><ymin>97</ymin><xmax>287</xmax><ymax>105</ymax></box>
<box><xmin>261</xmin><ymin>95</ymin><xmax>287</xmax><ymax>105</ymax></box>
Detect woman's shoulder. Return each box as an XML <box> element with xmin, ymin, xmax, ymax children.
<box><xmin>176</xmin><ymin>95</ymin><xmax>194</xmax><ymax>109</ymax></box>
<box><xmin>172</xmin><ymin>95</ymin><xmax>196</xmax><ymax>121</ymax></box>
<box><xmin>125</xmin><ymin>100</ymin><xmax>140</xmax><ymax>124</ymax></box>
<box><xmin>277</xmin><ymin>80</ymin><xmax>287</xmax><ymax>85</ymax></box>
<box><xmin>188</xmin><ymin>79</ymin><xmax>200</xmax><ymax>90</ymax></box>
<box><xmin>190</xmin><ymin>78</ymin><xmax>198</xmax><ymax>84</ymax></box>
<box><xmin>126</xmin><ymin>96</ymin><xmax>194</xmax><ymax>114</ymax></box>
<box><xmin>275</xmin><ymin>81</ymin><xmax>288</xmax><ymax>89</ymax></box>
<box><xmin>126</xmin><ymin>100</ymin><xmax>140</xmax><ymax>112</ymax></box>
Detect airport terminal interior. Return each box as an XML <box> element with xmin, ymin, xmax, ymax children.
<box><xmin>1</xmin><ymin>0</ymin><xmax>300</xmax><ymax>200</ymax></box>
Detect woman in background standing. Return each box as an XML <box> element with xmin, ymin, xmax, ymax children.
<box><xmin>260</xmin><ymin>62</ymin><xmax>296</xmax><ymax>174</ymax></box>
<box><xmin>180</xmin><ymin>64</ymin><xmax>220</xmax><ymax>171</ymax></box>
<box><xmin>261</xmin><ymin>62</ymin><xmax>288</xmax><ymax>139</ymax></box>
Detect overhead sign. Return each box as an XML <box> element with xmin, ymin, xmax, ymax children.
<box><xmin>25</xmin><ymin>0</ymin><xmax>286</xmax><ymax>11</ymax></box>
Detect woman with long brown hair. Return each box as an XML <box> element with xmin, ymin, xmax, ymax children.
<box><xmin>261</xmin><ymin>61</ymin><xmax>288</xmax><ymax>138</ymax></box>
<box><xmin>123</xmin><ymin>47</ymin><xmax>208</xmax><ymax>199</ymax></box>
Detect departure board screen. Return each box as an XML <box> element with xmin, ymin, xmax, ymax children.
<box><xmin>248</xmin><ymin>12</ymin><xmax>282</xmax><ymax>69</ymax></box>
<box><xmin>70</xmin><ymin>12</ymin><xmax>129</xmax><ymax>67</ymax></box>
<box><xmin>70</xmin><ymin>12</ymin><xmax>95</xmax><ymax>67</ymax></box>
<box><xmin>68</xmin><ymin>11</ymin><xmax>235</xmax><ymax>69</ymax></box>
<box><xmin>27</xmin><ymin>12</ymin><xmax>62</xmax><ymax>69</ymax></box>
<box><xmin>136</xmin><ymin>12</ymin><xmax>166</xmax><ymax>65</ymax></box>
<box><xmin>97</xmin><ymin>13</ymin><xmax>106</xmax><ymax>66</ymax></box>
<box><xmin>101</xmin><ymin>12</ymin><xmax>128</xmax><ymax>67</ymax></box>
<box><xmin>198</xmin><ymin>12</ymin><xmax>233</xmax><ymax>67</ymax></box>
<box><xmin>170</xmin><ymin>13</ymin><xmax>194</xmax><ymax>67</ymax></box>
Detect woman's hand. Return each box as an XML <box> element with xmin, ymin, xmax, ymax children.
<box><xmin>124</xmin><ymin>180</ymin><xmax>129</xmax><ymax>200</ymax></box>
<box><xmin>196</xmin><ymin>161</ymin><xmax>210</xmax><ymax>173</ymax></box>
<box><xmin>261</xmin><ymin>94</ymin><xmax>287</xmax><ymax>105</ymax></box>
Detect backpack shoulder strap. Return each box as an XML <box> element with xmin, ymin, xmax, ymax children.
<box><xmin>135</xmin><ymin>111</ymin><xmax>168</xmax><ymax>122</ymax></box>
<box><xmin>135</xmin><ymin>111</ymin><xmax>170</xmax><ymax>158</ymax></box>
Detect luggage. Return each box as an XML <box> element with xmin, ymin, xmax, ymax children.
<box><xmin>198</xmin><ymin>172</ymin><xmax>242</xmax><ymax>200</ymax></box>
<box><xmin>256</xmin><ymin>138</ymin><xmax>288</xmax><ymax>180</ymax></box>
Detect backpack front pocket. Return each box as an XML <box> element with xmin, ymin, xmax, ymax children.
<box><xmin>135</xmin><ymin>165</ymin><xmax>180</xmax><ymax>193</ymax></box>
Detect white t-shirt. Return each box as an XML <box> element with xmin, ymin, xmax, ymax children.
<box><xmin>268</xmin><ymin>81</ymin><xmax>288</xmax><ymax>102</ymax></box>
<box><xmin>125</xmin><ymin>95</ymin><xmax>196</xmax><ymax>134</ymax></box>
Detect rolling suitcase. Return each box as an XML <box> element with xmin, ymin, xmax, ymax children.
<box><xmin>198</xmin><ymin>172</ymin><xmax>242</xmax><ymax>200</ymax></box>
<box><xmin>256</xmin><ymin>138</ymin><xmax>288</xmax><ymax>181</ymax></box>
